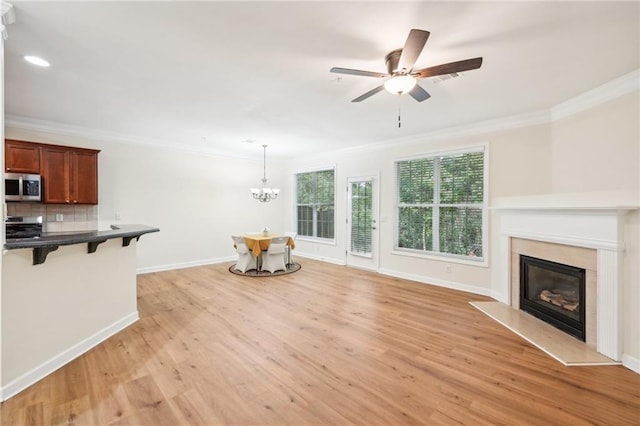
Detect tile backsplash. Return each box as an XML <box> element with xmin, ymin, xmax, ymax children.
<box><xmin>6</xmin><ymin>203</ymin><xmax>98</xmax><ymax>232</ymax></box>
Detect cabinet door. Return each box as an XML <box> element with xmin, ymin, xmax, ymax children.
<box><xmin>41</xmin><ymin>147</ymin><xmax>71</xmax><ymax>204</ymax></box>
<box><xmin>5</xmin><ymin>140</ymin><xmax>41</xmax><ymax>173</ymax></box>
<box><xmin>71</xmin><ymin>151</ymin><xmax>98</xmax><ymax>204</ymax></box>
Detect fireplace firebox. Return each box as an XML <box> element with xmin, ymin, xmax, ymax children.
<box><xmin>519</xmin><ymin>255</ymin><xmax>586</xmax><ymax>341</ymax></box>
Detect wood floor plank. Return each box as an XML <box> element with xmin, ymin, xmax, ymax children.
<box><xmin>1</xmin><ymin>259</ymin><xmax>639</xmax><ymax>425</ymax></box>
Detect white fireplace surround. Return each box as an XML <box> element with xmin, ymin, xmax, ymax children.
<box><xmin>493</xmin><ymin>192</ymin><xmax>638</xmax><ymax>361</ymax></box>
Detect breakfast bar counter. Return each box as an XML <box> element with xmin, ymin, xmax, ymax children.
<box><xmin>4</xmin><ymin>224</ymin><xmax>160</xmax><ymax>265</ymax></box>
<box><xmin>1</xmin><ymin>223</ymin><xmax>160</xmax><ymax>400</ymax></box>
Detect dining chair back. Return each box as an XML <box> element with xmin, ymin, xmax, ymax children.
<box><xmin>284</xmin><ymin>231</ymin><xmax>297</xmax><ymax>266</ymax></box>
<box><xmin>231</xmin><ymin>235</ymin><xmax>257</xmax><ymax>273</ymax></box>
<box><xmin>261</xmin><ymin>236</ymin><xmax>289</xmax><ymax>273</ymax></box>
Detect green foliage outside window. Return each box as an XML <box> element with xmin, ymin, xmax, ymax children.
<box><xmin>296</xmin><ymin>169</ymin><xmax>335</xmax><ymax>239</ymax></box>
<box><xmin>396</xmin><ymin>151</ymin><xmax>484</xmax><ymax>259</ymax></box>
<box><xmin>350</xmin><ymin>181</ymin><xmax>373</xmax><ymax>254</ymax></box>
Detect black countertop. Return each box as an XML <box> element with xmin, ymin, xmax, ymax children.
<box><xmin>4</xmin><ymin>224</ymin><xmax>160</xmax><ymax>265</ymax></box>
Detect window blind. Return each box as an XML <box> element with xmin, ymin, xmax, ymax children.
<box><xmin>396</xmin><ymin>150</ymin><xmax>485</xmax><ymax>260</ymax></box>
<box><xmin>295</xmin><ymin>169</ymin><xmax>335</xmax><ymax>240</ymax></box>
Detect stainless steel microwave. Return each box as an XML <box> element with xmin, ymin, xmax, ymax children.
<box><xmin>5</xmin><ymin>173</ymin><xmax>42</xmax><ymax>202</ymax></box>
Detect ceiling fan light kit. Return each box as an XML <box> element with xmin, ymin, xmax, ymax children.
<box><xmin>330</xmin><ymin>28</ymin><xmax>483</xmax><ymax>103</ymax></box>
<box><xmin>384</xmin><ymin>75</ymin><xmax>417</xmax><ymax>95</ymax></box>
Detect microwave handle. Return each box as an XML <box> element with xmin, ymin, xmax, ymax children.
<box><xmin>18</xmin><ymin>175</ymin><xmax>23</xmax><ymax>199</ymax></box>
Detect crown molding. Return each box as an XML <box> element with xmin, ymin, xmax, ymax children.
<box><xmin>4</xmin><ymin>115</ymin><xmax>255</xmax><ymax>161</ymax></box>
<box><xmin>329</xmin><ymin>110</ymin><xmax>551</xmax><ymax>159</ymax></box>
<box><xmin>332</xmin><ymin>70</ymin><xmax>639</xmax><ymax>158</ymax></box>
<box><xmin>551</xmin><ymin>69</ymin><xmax>640</xmax><ymax>121</ymax></box>
<box><xmin>6</xmin><ymin>69</ymin><xmax>639</xmax><ymax>160</ymax></box>
<box><xmin>388</xmin><ymin>110</ymin><xmax>551</xmax><ymax>149</ymax></box>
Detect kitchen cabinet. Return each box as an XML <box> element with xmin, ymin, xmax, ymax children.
<box><xmin>5</xmin><ymin>139</ymin><xmax>41</xmax><ymax>173</ymax></box>
<box><xmin>40</xmin><ymin>145</ymin><xmax>100</xmax><ymax>204</ymax></box>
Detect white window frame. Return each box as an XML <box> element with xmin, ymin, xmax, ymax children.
<box><xmin>392</xmin><ymin>144</ymin><xmax>489</xmax><ymax>267</ymax></box>
<box><xmin>293</xmin><ymin>165</ymin><xmax>337</xmax><ymax>244</ymax></box>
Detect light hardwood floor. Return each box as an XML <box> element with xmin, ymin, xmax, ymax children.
<box><xmin>2</xmin><ymin>259</ymin><xmax>639</xmax><ymax>425</ymax></box>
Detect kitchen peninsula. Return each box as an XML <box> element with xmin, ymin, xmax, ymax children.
<box><xmin>1</xmin><ymin>225</ymin><xmax>159</xmax><ymax>400</ymax></box>
<box><xmin>5</xmin><ymin>224</ymin><xmax>159</xmax><ymax>264</ymax></box>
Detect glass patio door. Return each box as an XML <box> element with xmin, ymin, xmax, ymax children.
<box><xmin>346</xmin><ymin>176</ymin><xmax>378</xmax><ymax>270</ymax></box>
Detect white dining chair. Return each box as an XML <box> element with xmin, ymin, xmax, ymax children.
<box><xmin>261</xmin><ymin>236</ymin><xmax>289</xmax><ymax>273</ymax></box>
<box><xmin>284</xmin><ymin>231</ymin><xmax>297</xmax><ymax>266</ymax></box>
<box><xmin>231</xmin><ymin>235</ymin><xmax>257</xmax><ymax>273</ymax></box>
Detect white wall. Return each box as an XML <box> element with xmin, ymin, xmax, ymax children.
<box><xmin>3</xmin><ymin>76</ymin><xmax>638</xmax><ymax>373</ymax></box>
<box><xmin>1</xmin><ymin>239</ymin><xmax>138</xmax><ymax>398</ymax></box>
<box><xmin>283</xmin><ymin>123</ymin><xmax>553</xmax><ymax>296</ymax></box>
<box><xmin>551</xmin><ymin>92</ymin><xmax>639</xmax><ymax>193</ymax></box>
<box><xmin>550</xmin><ymin>92</ymin><xmax>640</xmax><ymax>368</ymax></box>
<box><xmin>282</xmin><ymin>87</ymin><xmax>639</xmax><ymax>368</ymax></box>
<box><xmin>4</xmin><ymin>127</ymin><xmax>288</xmax><ymax>272</ymax></box>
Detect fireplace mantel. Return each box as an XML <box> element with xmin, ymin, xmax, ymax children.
<box><xmin>493</xmin><ymin>192</ymin><xmax>638</xmax><ymax>361</ymax></box>
<box><xmin>491</xmin><ymin>189</ymin><xmax>639</xmax><ymax>211</ymax></box>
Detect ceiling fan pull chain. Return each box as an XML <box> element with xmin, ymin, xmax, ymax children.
<box><xmin>398</xmin><ymin>97</ymin><xmax>402</xmax><ymax>128</ymax></box>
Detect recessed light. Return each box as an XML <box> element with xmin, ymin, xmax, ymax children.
<box><xmin>24</xmin><ymin>56</ymin><xmax>50</xmax><ymax>67</ymax></box>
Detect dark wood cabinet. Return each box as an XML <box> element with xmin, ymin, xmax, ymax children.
<box><xmin>40</xmin><ymin>145</ymin><xmax>99</xmax><ymax>205</ymax></box>
<box><xmin>71</xmin><ymin>149</ymin><xmax>99</xmax><ymax>204</ymax></box>
<box><xmin>40</xmin><ymin>147</ymin><xmax>71</xmax><ymax>204</ymax></box>
<box><xmin>5</xmin><ymin>139</ymin><xmax>41</xmax><ymax>173</ymax></box>
<box><xmin>5</xmin><ymin>139</ymin><xmax>100</xmax><ymax>205</ymax></box>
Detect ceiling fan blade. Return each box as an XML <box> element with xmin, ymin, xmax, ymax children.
<box><xmin>413</xmin><ymin>57</ymin><xmax>483</xmax><ymax>79</ymax></box>
<box><xmin>397</xmin><ymin>29</ymin><xmax>430</xmax><ymax>72</ymax></box>
<box><xmin>330</xmin><ymin>67</ymin><xmax>388</xmax><ymax>78</ymax></box>
<box><xmin>351</xmin><ymin>85</ymin><xmax>385</xmax><ymax>102</ymax></box>
<box><xmin>408</xmin><ymin>84</ymin><xmax>431</xmax><ymax>102</ymax></box>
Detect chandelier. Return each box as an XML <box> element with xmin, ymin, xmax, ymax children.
<box><xmin>250</xmin><ymin>144</ymin><xmax>280</xmax><ymax>202</ymax></box>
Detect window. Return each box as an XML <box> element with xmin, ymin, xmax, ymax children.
<box><xmin>295</xmin><ymin>169</ymin><xmax>335</xmax><ymax>240</ymax></box>
<box><xmin>395</xmin><ymin>148</ymin><xmax>485</xmax><ymax>261</ymax></box>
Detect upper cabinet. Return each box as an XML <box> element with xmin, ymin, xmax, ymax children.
<box><xmin>71</xmin><ymin>149</ymin><xmax>99</xmax><ymax>205</ymax></box>
<box><xmin>5</xmin><ymin>139</ymin><xmax>41</xmax><ymax>173</ymax></box>
<box><xmin>4</xmin><ymin>139</ymin><xmax>100</xmax><ymax>205</ymax></box>
<box><xmin>40</xmin><ymin>145</ymin><xmax>100</xmax><ymax>205</ymax></box>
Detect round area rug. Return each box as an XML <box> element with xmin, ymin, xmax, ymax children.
<box><xmin>229</xmin><ymin>262</ymin><xmax>301</xmax><ymax>277</ymax></box>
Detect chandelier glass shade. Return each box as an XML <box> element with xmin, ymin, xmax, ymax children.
<box><xmin>251</xmin><ymin>144</ymin><xmax>279</xmax><ymax>202</ymax></box>
<box><xmin>384</xmin><ymin>74</ymin><xmax>417</xmax><ymax>94</ymax></box>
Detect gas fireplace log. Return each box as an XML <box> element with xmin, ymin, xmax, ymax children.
<box><xmin>538</xmin><ymin>290</ymin><xmax>579</xmax><ymax>312</ymax></box>
<box><xmin>540</xmin><ymin>290</ymin><xmax>561</xmax><ymax>303</ymax></box>
<box><xmin>562</xmin><ymin>302</ymin><xmax>578</xmax><ymax>312</ymax></box>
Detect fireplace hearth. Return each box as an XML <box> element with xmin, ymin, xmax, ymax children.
<box><xmin>520</xmin><ymin>255</ymin><xmax>586</xmax><ymax>341</ymax></box>
<box><xmin>494</xmin><ymin>198</ymin><xmax>634</xmax><ymax>361</ymax></box>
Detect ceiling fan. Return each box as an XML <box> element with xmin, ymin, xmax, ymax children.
<box><xmin>330</xmin><ymin>29</ymin><xmax>483</xmax><ymax>103</ymax></box>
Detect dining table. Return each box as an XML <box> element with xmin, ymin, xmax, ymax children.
<box><xmin>243</xmin><ymin>233</ymin><xmax>296</xmax><ymax>270</ymax></box>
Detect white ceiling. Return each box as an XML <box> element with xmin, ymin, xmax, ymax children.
<box><xmin>4</xmin><ymin>1</ymin><xmax>639</xmax><ymax>160</ymax></box>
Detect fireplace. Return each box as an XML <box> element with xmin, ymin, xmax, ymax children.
<box><xmin>493</xmin><ymin>195</ymin><xmax>636</xmax><ymax>362</ymax></box>
<box><xmin>520</xmin><ymin>255</ymin><xmax>586</xmax><ymax>341</ymax></box>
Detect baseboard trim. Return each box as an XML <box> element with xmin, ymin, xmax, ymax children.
<box><xmin>292</xmin><ymin>252</ymin><xmax>346</xmax><ymax>266</ymax></box>
<box><xmin>136</xmin><ymin>253</ymin><xmax>346</xmax><ymax>275</ymax></box>
<box><xmin>622</xmin><ymin>353</ymin><xmax>640</xmax><ymax>374</ymax></box>
<box><xmin>378</xmin><ymin>268</ymin><xmax>493</xmax><ymax>297</ymax></box>
<box><xmin>489</xmin><ymin>289</ymin><xmax>507</xmax><ymax>304</ymax></box>
<box><xmin>0</xmin><ymin>311</ymin><xmax>139</xmax><ymax>402</ymax></box>
<box><xmin>137</xmin><ymin>256</ymin><xmax>235</xmax><ymax>274</ymax></box>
